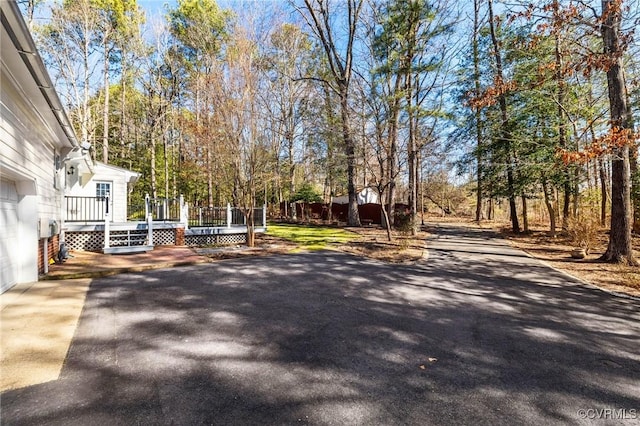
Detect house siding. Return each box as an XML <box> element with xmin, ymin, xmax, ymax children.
<box><xmin>1</xmin><ymin>69</ymin><xmax>63</xmax><ymax>224</ymax></box>
<box><xmin>1</xmin><ymin>53</ymin><xmax>69</xmax><ymax>291</ymax></box>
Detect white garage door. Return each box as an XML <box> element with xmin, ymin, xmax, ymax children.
<box><xmin>1</xmin><ymin>178</ymin><xmax>19</xmax><ymax>292</ymax></box>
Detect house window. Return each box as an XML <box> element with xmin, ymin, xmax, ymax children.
<box><xmin>96</xmin><ymin>182</ymin><xmax>111</xmax><ymax>199</ymax></box>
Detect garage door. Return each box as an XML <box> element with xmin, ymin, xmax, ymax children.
<box><xmin>1</xmin><ymin>178</ymin><xmax>19</xmax><ymax>292</ymax></box>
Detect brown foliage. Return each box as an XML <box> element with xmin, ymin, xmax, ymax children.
<box><xmin>467</xmin><ymin>76</ymin><xmax>517</xmax><ymax>110</ymax></box>
<box><xmin>559</xmin><ymin>127</ymin><xmax>639</xmax><ymax>164</ymax></box>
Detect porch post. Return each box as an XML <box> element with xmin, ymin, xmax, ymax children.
<box><xmin>227</xmin><ymin>203</ymin><xmax>232</xmax><ymax>228</ymax></box>
<box><xmin>43</xmin><ymin>237</ymin><xmax>49</xmax><ymax>274</ymax></box>
<box><xmin>104</xmin><ymin>198</ymin><xmax>110</xmax><ymax>249</ymax></box>
<box><xmin>263</xmin><ymin>204</ymin><xmax>267</xmax><ymax>228</ymax></box>
<box><xmin>144</xmin><ymin>193</ymin><xmax>150</xmax><ymax>219</ymax></box>
<box><xmin>179</xmin><ymin>194</ymin><xmax>188</xmax><ymax>229</ymax></box>
<box><xmin>147</xmin><ymin>213</ymin><xmax>153</xmax><ymax>246</ymax></box>
<box><xmin>163</xmin><ymin>198</ymin><xmax>168</xmax><ymax>221</ymax></box>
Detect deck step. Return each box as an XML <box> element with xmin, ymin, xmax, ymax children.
<box><xmin>103</xmin><ymin>245</ymin><xmax>154</xmax><ymax>254</ymax></box>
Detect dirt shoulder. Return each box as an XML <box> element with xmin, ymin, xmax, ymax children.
<box><xmin>200</xmin><ymin>228</ymin><xmax>427</xmax><ymax>264</ymax></box>
<box><xmin>338</xmin><ymin>226</ymin><xmax>428</xmax><ymax>264</ymax></box>
<box><xmin>429</xmin><ymin>216</ymin><xmax>640</xmax><ymax>298</ymax></box>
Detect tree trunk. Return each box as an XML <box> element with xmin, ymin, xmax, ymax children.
<box><xmin>473</xmin><ymin>0</ymin><xmax>483</xmax><ymax>222</ymax></box>
<box><xmin>410</xmin><ymin>144</ymin><xmax>419</xmax><ymax>231</ymax></box>
<box><xmin>163</xmin><ymin>115</ymin><xmax>169</xmax><ymax>199</ymax></box>
<box><xmin>572</xmin><ymin>175</ymin><xmax>579</xmax><ymax>217</ymax></box>
<box><xmin>488</xmin><ymin>0</ymin><xmax>519</xmax><ymax>233</ymax></box>
<box><xmin>172</xmin><ymin>137</ymin><xmax>177</xmax><ymax>198</ymax></box>
<box><xmin>82</xmin><ymin>25</ymin><xmax>90</xmax><ymax>144</ymax></box>
<box><xmin>404</xmin><ymin>15</ymin><xmax>419</xmax><ymax>236</ymax></box>
<box><xmin>599</xmin><ymin>158</ymin><xmax>608</xmax><ymax>226</ymax></box>
<box><xmin>120</xmin><ymin>67</ymin><xmax>127</xmax><ymax>160</ymax></box>
<box><xmin>103</xmin><ymin>40</ymin><xmax>110</xmax><ymax>164</ymax></box>
<box><xmin>386</xmin><ymin>94</ymin><xmax>400</xmax><ymax>228</ymax></box>
<box><xmin>521</xmin><ymin>195</ymin><xmax>528</xmax><ymax>233</ymax></box>
<box><xmin>400</xmin><ymin>4</ymin><xmax>418</xmax><ymax>230</ymax></box>
<box><xmin>340</xmin><ymin>86</ymin><xmax>361</xmax><ymax>227</ymax></box>
<box><xmin>561</xmin><ymin>175</ymin><xmax>571</xmax><ymax>228</ymax></box>
<box><xmin>542</xmin><ymin>177</ymin><xmax>556</xmax><ymax>237</ymax></box>
<box><xmin>246</xmin><ymin>209</ymin><xmax>255</xmax><ymax>248</ymax></box>
<box><xmin>602</xmin><ymin>146</ymin><xmax>633</xmax><ymax>262</ymax></box>
<box><xmin>300</xmin><ymin>0</ymin><xmax>362</xmax><ymax>227</ymax></box>
<box><xmin>26</xmin><ymin>0</ymin><xmax>36</xmax><ymax>28</ymax></box>
<box><xmin>381</xmin><ymin>198</ymin><xmax>393</xmax><ymax>242</ymax></box>
<box><xmin>507</xmin><ymin>167</ymin><xmax>519</xmax><ymax>232</ymax></box>
<box><xmin>407</xmin><ymin>81</ymin><xmax>417</xmax><ymax>235</ymax></box>
<box><xmin>553</xmin><ymin>21</ymin><xmax>571</xmax><ymax>230</ymax></box>
<box><xmin>288</xmin><ymin>135</ymin><xmax>295</xmax><ymax>219</ymax></box>
<box><xmin>630</xmin><ymin>148</ymin><xmax>640</xmax><ymax>233</ymax></box>
<box><xmin>600</xmin><ymin>0</ymin><xmax>635</xmax><ymax>264</ymax></box>
<box><xmin>151</xmin><ymin>136</ymin><xmax>157</xmax><ymax>199</ymax></box>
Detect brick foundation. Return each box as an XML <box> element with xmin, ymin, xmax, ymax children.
<box><xmin>38</xmin><ymin>234</ymin><xmax>60</xmax><ymax>274</ymax></box>
<box><xmin>175</xmin><ymin>227</ymin><xmax>185</xmax><ymax>246</ymax></box>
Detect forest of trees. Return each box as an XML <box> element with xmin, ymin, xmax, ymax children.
<box><xmin>24</xmin><ymin>0</ymin><xmax>639</xmax><ymax>261</ymax></box>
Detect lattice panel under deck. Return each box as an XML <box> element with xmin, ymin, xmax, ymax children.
<box><xmin>218</xmin><ymin>234</ymin><xmax>246</xmax><ymax>245</ymax></box>
<box><xmin>185</xmin><ymin>233</ymin><xmax>246</xmax><ymax>247</ymax></box>
<box><xmin>153</xmin><ymin>229</ymin><xmax>176</xmax><ymax>246</ymax></box>
<box><xmin>65</xmin><ymin>231</ymin><xmax>104</xmax><ymax>252</ymax></box>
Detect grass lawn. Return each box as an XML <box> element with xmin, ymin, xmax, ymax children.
<box><xmin>266</xmin><ymin>223</ymin><xmax>358</xmax><ymax>251</ymax></box>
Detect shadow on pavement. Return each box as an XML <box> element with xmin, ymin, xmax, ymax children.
<box><xmin>2</xmin><ymin>226</ymin><xmax>639</xmax><ymax>425</ymax></box>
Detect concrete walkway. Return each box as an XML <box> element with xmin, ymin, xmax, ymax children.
<box><xmin>1</xmin><ymin>246</ymin><xmax>210</xmax><ymax>393</ymax></box>
<box><xmin>1</xmin><ymin>279</ymin><xmax>91</xmax><ymax>391</ymax></box>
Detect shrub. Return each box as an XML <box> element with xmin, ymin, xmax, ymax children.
<box><xmin>395</xmin><ymin>211</ymin><xmax>413</xmax><ymax>233</ymax></box>
<box><xmin>567</xmin><ymin>215</ymin><xmax>600</xmax><ymax>255</ymax></box>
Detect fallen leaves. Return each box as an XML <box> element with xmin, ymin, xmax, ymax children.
<box><xmin>419</xmin><ymin>357</ymin><xmax>438</xmax><ymax>369</ymax></box>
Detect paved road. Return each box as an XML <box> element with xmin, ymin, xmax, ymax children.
<box><xmin>2</xmin><ymin>225</ymin><xmax>639</xmax><ymax>425</ymax></box>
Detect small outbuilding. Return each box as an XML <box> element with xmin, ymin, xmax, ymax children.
<box><xmin>65</xmin><ymin>162</ymin><xmax>140</xmax><ymax>223</ymax></box>
<box><xmin>332</xmin><ymin>187</ymin><xmax>380</xmax><ymax>205</ymax></box>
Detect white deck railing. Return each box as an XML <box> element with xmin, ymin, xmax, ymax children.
<box><xmin>65</xmin><ymin>193</ymin><xmax>266</xmax><ymax>229</ymax></box>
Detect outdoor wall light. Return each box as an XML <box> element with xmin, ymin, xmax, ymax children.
<box><xmin>67</xmin><ymin>165</ymin><xmax>75</xmax><ymax>175</ymax></box>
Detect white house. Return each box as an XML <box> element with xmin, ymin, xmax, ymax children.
<box><xmin>0</xmin><ymin>1</ymin><xmax>93</xmax><ymax>293</ymax></box>
<box><xmin>65</xmin><ymin>162</ymin><xmax>140</xmax><ymax>223</ymax></box>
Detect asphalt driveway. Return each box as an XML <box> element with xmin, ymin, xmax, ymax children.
<box><xmin>2</xmin><ymin>225</ymin><xmax>639</xmax><ymax>425</ymax></box>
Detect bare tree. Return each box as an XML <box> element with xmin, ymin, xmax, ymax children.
<box><xmin>262</xmin><ymin>22</ymin><xmax>314</xmax><ymax>217</ymax></box>
<box><xmin>36</xmin><ymin>0</ymin><xmax>100</xmax><ymax>144</ymax></box>
<box><xmin>296</xmin><ymin>0</ymin><xmax>364</xmax><ymax>227</ymax></box>
<box><xmin>210</xmin><ymin>27</ymin><xmax>271</xmax><ymax>246</ymax></box>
